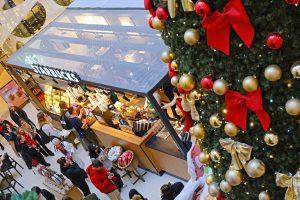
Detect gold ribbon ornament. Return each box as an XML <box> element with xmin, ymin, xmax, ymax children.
<box><xmin>276</xmin><ymin>170</ymin><xmax>300</xmax><ymax>200</ymax></box>
<box><xmin>182</xmin><ymin>94</ymin><xmax>200</xmax><ymax>121</ymax></box>
<box><xmin>219</xmin><ymin>138</ymin><xmax>253</xmax><ymax>171</ymax></box>
<box><xmin>163</xmin><ymin>0</ymin><xmax>195</xmax><ymax>18</ymax></box>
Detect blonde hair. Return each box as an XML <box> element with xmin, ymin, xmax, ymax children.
<box><xmin>37</xmin><ymin>112</ymin><xmax>47</xmax><ymax>127</ymax></box>
<box><xmin>131</xmin><ymin>195</ymin><xmax>142</xmax><ymax>200</ymax></box>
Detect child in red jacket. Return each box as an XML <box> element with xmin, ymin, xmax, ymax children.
<box><xmin>86</xmin><ymin>160</ymin><xmax>122</xmax><ymax>200</ymax></box>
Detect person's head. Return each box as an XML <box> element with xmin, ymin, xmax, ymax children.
<box><xmin>131</xmin><ymin>195</ymin><xmax>143</xmax><ymax>200</ymax></box>
<box><xmin>31</xmin><ymin>186</ymin><xmax>41</xmax><ymax>195</ymax></box>
<box><xmin>160</xmin><ymin>182</ymin><xmax>172</xmax><ymax>197</ymax></box>
<box><xmin>8</xmin><ymin>105</ymin><xmax>16</xmax><ymax>112</ymax></box>
<box><xmin>59</xmin><ymin>101</ymin><xmax>68</xmax><ymax>110</ymax></box>
<box><xmin>92</xmin><ymin>159</ymin><xmax>103</xmax><ymax>170</ymax></box>
<box><xmin>16</xmin><ymin>135</ymin><xmax>25</xmax><ymax>144</ymax></box>
<box><xmin>37</xmin><ymin>112</ymin><xmax>48</xmax><ymax>127</ymax></box>
<box><xmin>172</xmin><ymin>87</ymin><xmax>180</xmax><ymax>97</ymax></box>
<box><xmin>20</xmin><ymin>118</ymin><xmax>27</xmax><ymax>127</ymax></box>
<box><xmin>68</xmin><ymin>107</ymin><xmax>76</xmax><ymax>115</ymax></box>
<box><xmin>129</xmin><ymin>189</ymin><xmax>144</xmax><ymax>200</ymax></box>
<box><xmin>52</xmin><ymin>138</ymin><xmax>62</xmax><ymax>149</ymax></box>
<box><xmin>57</xmin><ymin>157</ymin><xmax>72</xmax><ymax>168</ymax></box>
<box><xmin>16</xmin><ymin>127</ymin><xmax>26</xmax><ymax>136</ymax></box>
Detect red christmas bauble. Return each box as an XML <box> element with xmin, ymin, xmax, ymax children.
<box><xmin>284</xmin><ymin>0</ymin><xmax>299</xmax><ymax>4</ymax></box>
<box><xmin>194</xmin><ymin>0</ymin><xmax>211</xmax><ymax>16</ymax></box>
<box><xmin>266</xmin><ymin>33</ymin><xmax>283</xmax><ymax>50</ymax></box>
<box><xmin>201</xmin><ymin>75</ymin><xmax>214</xmax><ymax>90</ymax></box>
<box><xmin>156</xmin><ymin>6</ymin><xmax>169</xmax><ymax>21</ymax></box>
<box><xmin>169</xmin><ymin>69</ymin><xmax>178</xmax><ymax>77</ymax></box>
<box><xmin>148</xmin><ymin>16</ymin><xmax>154</xmax><ymax>29</ymax></box>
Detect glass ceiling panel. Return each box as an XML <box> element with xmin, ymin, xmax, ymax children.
<box><xmin>6</xmin><ymin>9</ymin><xmax>168</xmax><ymax>94</ymax></box>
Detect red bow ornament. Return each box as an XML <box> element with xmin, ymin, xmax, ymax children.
<box><xmin>144</xmin><ymin>0</ymin><xmax>156</xmax><ymax>16</ymax></box>
<box><xmin>225</xmin><ymin>87</ymin><xmax>270</xmax><ymax>132</ymax></box>
<box><xmin>202</xmin><ymin>0</ymin><xmax>254</xmax><ymax>55</ymax></box>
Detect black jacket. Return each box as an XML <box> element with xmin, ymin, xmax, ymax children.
<box><xmin>41</xmin><ymin>189</ymin><xmax>55</xmax><ymax>200</ymax></box>
<box><xmin>9</xmin><ymin>107</ymin><xmax>30</xmax><ymax>127</ymax></box>
<box><xmin>60</xmin><ymin>162</ymin><xmax>87</xmax><ymax>187</ymax></box>
<box><xmin>161</xmin><ymin>182</ymin><xmax>184</xmax><ymax>200</ymax></box>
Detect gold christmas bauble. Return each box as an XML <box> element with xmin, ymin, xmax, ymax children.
<box><xmin>198</xmin><ymin>151</ymin><xmax>210</xmax><ymax>164</ymax></box>
<box><xmin>213</xmin><ymin>79</ymin><xmax>229</xmax><ymax>95</ymax></box>
<box><xmin>225</xmin><ymin>169</ymin><xmax>243</xmax><ymax>186</ymax></box>
<box><xmin>224</xmin><ymin>122</ymin><xmax>240</xmax><ymax>137</ymax></box>
<box><xmin>209</xmin><ymin>114</ymin><xmax>222</xmax><ymax>128</ymax></box>
<box><xmin>161</xmin><ymin>51</ymin><xmax>173</xmax><ymax>63</ymax></box>
<box><xmin>291</xmin><ymin>61</ymin><xmax>300</xmax><ymax>79</ymax></box>
<box><xmin>189</xmin><ymin>88</ymin><xmax>203</xmax><ymax>101</ymax></box>
<box><xmin>264</xmin><ymin>64</ymin><xmax>282</xmax><ymax>81</ymax></box>
<box><xmin>285</xmin><ymin>98</ymin><xmax>300</xmax><ymax>116</ymax></box>
<box><xmin>208</xmin><ymin>183</ymin><xmax>220</xmax><ymax>197</ymax></box>
<box><xmin>220</xmin><ymin>180</ymin><xmax>232</xmax><ymax>193</ymax></box>
<box><xmin>264</xmin><ymin>132</ymin><xmax>279</xmax><ymax>146</ymax></box>
<box><xmin>179</xmin><ymin>74</ymin><xmax>196</xmax><ymax>92</ymax></box>
<box><xmin>246</xmin><ymin>159</ymin><xmax>266</xmax><ymax>178</ymax></box>
<box><xmin>210</xmin><ymin>149</ymin><xmax>221</xmax><ymax>162</ymax></box>
<box><xmin>170</xmin><ymin>60</ymin><xmax>179</xmax><ymax>71</ymax></box>
<box><xmin>242</xmin><ymin>76</ymin><xmax>259</xmax><ymax>92</ymax></box>
<box><xmin>258</xmin><ymin>191</ymin><xmax>271</xmax><ymax>200</ymax></box>
<box><xmin>152</xmin><ymin>16</ymin><xmax>165</xmax><ymax>30</ymax></box>
<box><xmin>170</xmin><ymin>76</ymin><xmax>179</xmax><ymax>87</ymax></box>
<box><xmin>190</xmin><ymin>123</ymin><xmax>206</xmax><ymax>140</ymax></box>
<box><xmin>184</xmin><ymin>28</ymin><xmax>199</xmax><ymax>45</ymax></box>
<box><xmin>206</xmin><ymin>174</ymin><xmax>214</xmax><ymax>185</ymax></box>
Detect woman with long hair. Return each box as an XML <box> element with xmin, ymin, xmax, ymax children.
<box><xmin>57</xmin><ymin>157</ymin><xmax>91</xmax><ymax>197</ymax></box>
<box><xmin>37</xmin><ymin>112</ymin><xmax>62</xmax><ymax>140</ymax></box>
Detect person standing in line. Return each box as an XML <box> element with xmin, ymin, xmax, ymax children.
<box><xmin>51</xmin><ymin>138</ymin><xmax>84</xmax><ymax>168</ymax></box>
<box><xmin>68</xmin><ymin>107</ymin><xmax>98</xmax><ymax>149</ymax></box>
<box><xmin>0</xmin><ymin>122</ymin><xmax>20</xmax><ymax>157</ymax></box>
<box><xmin>17</xmin><ymin>135</ymin><xmax>50</xmax><ymax>169</ymax></box>
<box><xmin>37</xmin><ymin>112</ymin><xmax>63</xmax><ymax>140</ymax></box>
<box><xmin>31</xmin><ymin>186</ymin><xmax>55</xmax><ymax>200</ymax></box>
<box><xmin>129</xmin><ymin>189</ymin><xmax>147</xmax><ymax>200</ymax></box>
<box><xmin>57</xmin><ymin>157</ymin><xmax>91</xmax><ymax>197</ymax></box>
<box><xmin>86</xmin><ymin>160</ymin><xmax>122</xmax><ymax>200</ymax></box>
<box><xmin>9</xmin><ymin>105</ymin><xmax>35</xmax><ymax>128</ymax></box>
<box><xmin>20</xmin><ymin>119</ymin><xmax>54</xmax><ymax>156</ymax></box>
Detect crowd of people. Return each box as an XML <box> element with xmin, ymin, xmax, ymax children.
<box><xmin>0</xmin><ymin>104</ymin><xmax>185</xmax><ymax>200</ymax></box>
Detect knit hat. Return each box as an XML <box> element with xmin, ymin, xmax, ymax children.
<box><xmin>52</xmin><ymin>138</ymin><xmax>61</xmax><ymax>146</ymax></box>
<box><xmin>161</xmin><ymin>182</ymin><xmax>172</xmax><ymax>197</ymax></box>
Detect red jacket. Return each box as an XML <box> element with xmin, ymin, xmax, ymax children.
<box><xmin>86</xmin><ymin>164</ymin><xmax>117</xmax><ymax>194</ymax></box>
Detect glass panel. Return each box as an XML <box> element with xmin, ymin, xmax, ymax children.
<box><xmin>7</xmin><ymin>9</ymin><xmax>168</xmax><ymax>94</ymax></box>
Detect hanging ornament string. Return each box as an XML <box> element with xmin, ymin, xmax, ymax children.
<box><xmin>201</xmin><ymin>0</ymin><xmax>254</xmax><ymax>55</ymax></box>
<box><xmin>276</xmin><ymin>170</ymin><xmax>300</xmax><ymax>200</ymax></box>
<box><xmin>225</xmin><ymin>87</ymin><xmax>270</xmax><ymax>132</ymax></box>
<box><xmin>182</xmin><ymin>94</ymin><xmax>200</xmax><ymax>121</ymax></box>
<box><xmin>144</xmin><ymin>0</ymin><xmax>156</xmax><ymax>16</ymax></box>
<box><xmin>219</xmin><ymin>138</ymin><xmax>253</xmax><ymax>171</ymax></box>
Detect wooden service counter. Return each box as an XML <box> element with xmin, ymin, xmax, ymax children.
<box><xmin>91</xmin><ymin>121</ymin><xmax>190</xmax><ymax>180</ymax></box>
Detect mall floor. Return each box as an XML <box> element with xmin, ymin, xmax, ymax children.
<box><xmin>0</xmin><ymin>103</ymin><xmax>183</xmax><ymax>200</ymax></box>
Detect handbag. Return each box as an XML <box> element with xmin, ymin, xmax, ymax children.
<box><xmin>38</xmin><ymin>126</ymin><xmax>51</xmax><ymax>144</ymax></box>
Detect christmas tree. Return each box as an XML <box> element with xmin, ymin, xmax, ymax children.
<box><xmin>146</xmin><ymin>0</ymin><xmax>300</xmax><ymax>199</ymax></box>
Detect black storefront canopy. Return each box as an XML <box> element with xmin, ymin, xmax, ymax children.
<box><xmin>6</xmin><ymin>8</ymin><xmax>168</xmax><ymax>95</ymax></box>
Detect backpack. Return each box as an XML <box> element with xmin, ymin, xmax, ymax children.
<box><xmin>60</xmin><ymin>113</ymin><xmax>73</xmax><ymax>130</ymax></box>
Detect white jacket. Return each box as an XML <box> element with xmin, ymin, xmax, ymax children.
<box><xmin>53</xmin><ymin>141</ymin><xmax>85</xmax><ymax>168</ymax></box>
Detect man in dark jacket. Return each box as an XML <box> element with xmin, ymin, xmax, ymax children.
<box><xmin>57</xmin><ymin>157</ymin><xmax>91</xmax><ymax>197</ymax></box>
<box><xmin>9</xmin><ymin>105</ymin><xmax>35</xmax><ymax>128</ymax></box>
<box><xmin>31</xmin><ymin>186</ymin><xmax>55</xmax><ymax>200</ymax></box>
<box><xmin>160</xmin><ymin>182</ymin><xmax>184</xmax><ymax>200</ymax></box>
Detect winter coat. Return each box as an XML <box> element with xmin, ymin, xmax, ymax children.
<box><xmin>86</xmin><ymin>164</ymin><xmax>117</xmax><ymax>194</ymax></box>
<box><xmin>9</xmin><ymin>107</ymin><xmax>33</xmax><ymax>127</ymax></box>
<box><xmin>60</xmin><ymin>162</ymin><xmax>87</xmax><ymax>187</ymax></box>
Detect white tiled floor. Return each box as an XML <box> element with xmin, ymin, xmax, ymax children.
<box><xmin>0</xmin><ymin>103</ymin><xmax>185</xmax><ymax>200</ymax></box>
